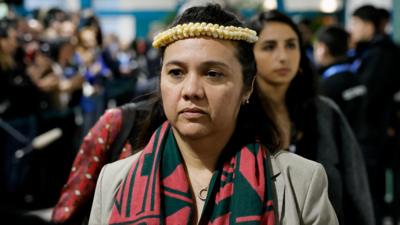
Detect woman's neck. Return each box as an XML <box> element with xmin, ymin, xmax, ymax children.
<box><xmin>256</xmin><ymin>77</ymin><xmax>288</xmax><ymax>112</ymax></box>
<box><xmin>256</xmin><ymin>78</ymin><xmax>292</xmax><ymax>148</ymax></box>
<box><xmin>172</xmin><ymin>128</ymin><xmax>233</xmax><ymax>172</ymax></box>
<box><xmin>172</xmin><ymin>128</ymin><xmax>234</xmax><ymax>223</ymax></box>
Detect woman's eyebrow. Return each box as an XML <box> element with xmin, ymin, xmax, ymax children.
<box><xmin>261</xmin><ymin>39</ymin><xmax>276</xmax><ymax>44</ymax></box>
<box><xmin>262</xmin><ymin>37</ymin><xmax>297</xmax><ymax>43</ymax></box>
<box><xmin>164</xmin><ymin>60</ymin><xmax>230</xmax><ymax>70</ymax></box>
<box><xmin>201</xmin><ymin>61</ymin><xmax>230</xmax><ymax>69</ymax></box>
<box><xmin>164</xmin><ymin>60</ymin><xmax>185</xmax><ymax>67</ymax></box>
<box><xmin>285</xmin><ymin>37</ymin><xmax>298</xmax><ymax>42</ymax></box>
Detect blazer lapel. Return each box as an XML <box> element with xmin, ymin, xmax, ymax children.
<box><xmin>270</xmin><ymin>153</ymin><xmax>285</xmax><ymax>223</ymax></box>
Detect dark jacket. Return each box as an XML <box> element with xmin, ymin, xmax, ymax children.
<box><xmin>304</xmin><ymin>96</ymin><xmax>374</xmax><ymax>225</ymax></box>
<box><xmin>354</xmin><ymin>35</ymin><xmax>400</xmax><ymax>161</ymax></box>
<box><xmin>318</xmin><ymin>60</ymin><xmax>366</xmax><ymax>131</ymax></box>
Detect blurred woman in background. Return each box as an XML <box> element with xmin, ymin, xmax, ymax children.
<box><xmin>249</xmin><ymin>10</ymin><xmax>374</xmax><ymax>225</ymax></box>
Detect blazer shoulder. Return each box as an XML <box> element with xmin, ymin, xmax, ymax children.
<box><xmin>89</xmin><ymin>151</ymin><xmax>142</xmax><ymax>224</ymax></box>
<box><xmin>272</xmin><ymin>150</ymin><xmax>322</xmax><ymax>174</ymax></box>
<box><xmin>271</xmin><ymin>151</ymin><xmax>338</xmax><ymax>225</ymax></box>
<box><xmin>102</xmin><ymin>151</ymin><xmax>142</xmax><ymax>183</ymax></box>
<box><xmin>271</xmin><ymin>150</ymin><xmax>327</xmax><ymax>205</ymax></box>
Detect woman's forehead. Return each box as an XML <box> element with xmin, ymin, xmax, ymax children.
<box><xmin>259</xmin><ymin>22</ymin><xmax>298</xmax><ymax>40</ymax></box>
<box><xmin>163</xmin><ymin>38</ymin><xmax>239</xmax><ymax>65</ymax></box>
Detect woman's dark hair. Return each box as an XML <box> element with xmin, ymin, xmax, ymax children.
<box><xmin>248</xmin><ymin>10</ymin><xmax>318</xmax><ymax>157</ymax></box>
<box><xmin>316</xmin><ymin>25</ymin><xmax>349</xmax><ymax>58</ymax></box>
<box><xmin>80</xmin><ymin>11</ymin><xmax>103</xmax><ymax>46</ymax></box>
<box><xmin>135</xmin><ymin>4</ymin><xmax>280</xmax><ymax>150</ymax></box>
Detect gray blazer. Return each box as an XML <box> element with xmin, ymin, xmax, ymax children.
<box><xmin>89</xmin><ymin>150</ymin><xmax>338</xmax><ymax>225</ymax></box>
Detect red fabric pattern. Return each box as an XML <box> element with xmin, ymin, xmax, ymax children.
<box><xmin>109</xmin><ymin>122</ymin><xmax>275</xmax><ymax>225</ymax></box>
<box><xmin>52</xmin><ymin>108</ymin><xmax>134</xmax><ymax>223</ymax></box>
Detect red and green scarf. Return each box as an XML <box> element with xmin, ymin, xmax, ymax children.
<box><xmin>109</xmin><ymin>122</ymin><xmax>276</xmax><ymax>224</ymax></box>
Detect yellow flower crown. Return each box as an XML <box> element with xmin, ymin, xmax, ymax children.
<box><xmin>152</xmin><ymin>22</ymin><xmax>258</xmax><ymax>48</ymax></box>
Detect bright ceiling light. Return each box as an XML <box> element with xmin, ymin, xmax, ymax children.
<box><xmin>263</xmin><ymin>0</ymin><xmax>277</xmax><ymax>10</ymax></box>
<box><xmin>320</xmin><ymin>0</ymin><xmax>339</xmax><ymax>13</ymax></box>
<box><xmin>0</xmin><ymin>3</ymin><xmax>8</xmax><ymax>19</ymax></box>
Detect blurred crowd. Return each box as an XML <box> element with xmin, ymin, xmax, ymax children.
<box><xmin>0</xmin><ymin>3</ymin><xmax>400</xmax><ymax>225</ymax></box>
<box><xmin>0</xmin><ymin>6</ymin><xmax>160</xmax><ymax>218</ymax></box>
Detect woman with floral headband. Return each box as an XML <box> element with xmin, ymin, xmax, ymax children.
<box><xmin>86</xmin><ymin>4</ymin><xmax>337</xmax><ymax>225</ymax></box>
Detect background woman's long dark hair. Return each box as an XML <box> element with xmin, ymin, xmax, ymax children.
<box><xmin>248</xmin><ymin>10</ymin><xmax>319</xmax><ymax>158</ymax></box>
<box><xmin>134</xmin><ymin>4</ymin><xmax>280</xmax><ymax>151</ymax></box>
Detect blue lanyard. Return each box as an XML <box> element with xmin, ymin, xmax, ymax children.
<box><xmin>350</xmin><ymin>59</ymin><xmax>362</xmax><ymax>74</ymax></box>
<box><xmin>322</xmin><ymin>63</ymin><xmax>353</xmax><ymax>79</ymax></box>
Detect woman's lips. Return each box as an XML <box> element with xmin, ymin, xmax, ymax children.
<box><xmin>274</xmin><ymin>68</ymin><xmax>290</xmax><ymax>75</ymax></box>
<box><xmin>180</xmin><ymin>108</ymin><xmax>207</xmax><ymax>119</ymax></box>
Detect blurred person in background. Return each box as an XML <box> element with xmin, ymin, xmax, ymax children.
<box><xmin>80</xmin><ymin>10</ymin><xmax>103</xmax><ymax>48</ymax></box>
<box><xmin>0</xmin><ymin>19</ymin><xmax>39</xmax><ymax>119</ymax></box>
<box><xmin>24</xmin><ymin>40</ymin><xmax>77</xmax><ymax>209</ymax></box>
<box><xmin>314</xmin><ymin>25</ymin><xmax>366</xmax><ymax>131</ymax></box>
<box><xmin>76</xmin><ymin>26</ymin><xmax>111</xmax><ymax>135</ymax></box>
<box><xmin>101</xmin><ymin>35</ymin><xmax>140</xmax><ymax>107</ymax></box>
<box><xmin>375</xmin><ymin>6</ymin><xmax>400</xmax><ymax>225</ymax></box>
<box><xmin>23</xmin><ymin>18</ymin><xmax>44</xmax><ymax>64</ymax></box>
<box><xmin>48</xmin><ymin>37</ymin><xmax>84</xmax><ymax>156</ymax></box>
<box><xmin>377</xmin><ymin>8</ymin><xmax>391</xmax><ymax>35</ymax></box>
<box><xmin>27</xmin><ymin>41</ymin><xmax>61</xmax><ymax>110</ymax></box>
<box><xmin>0</xmin><ymin>17</ymin><xmax>42</xmax><ymax>221</ymax></box>
<box><xmin>53</xmin><ymin>38</ymin><xmax>83</xmax><ymax>111</ymax></box>
<box><xmin>131</xmin><ymin>38</ymin><xmax>159</xmax><ymax>98</ymax></box>
<box><xmin>349</xmin><ymin>5</ymin><xmax>400</xmax><ymax>224</ymax></box>
<box><xmin>248</xmin><ymin>10</ymin><xmax>374</xmax><ymax>225</ymax></box>
<box><xmin>295</xmin><ymin>18</ymin><xmax>314</xmax><ymax>64</ymax></box>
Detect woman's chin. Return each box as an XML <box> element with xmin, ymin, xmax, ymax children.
<box><xmin>172</xmin><ymin>123</ymin><xmax>210</xmax><ymax>140</ymax></box>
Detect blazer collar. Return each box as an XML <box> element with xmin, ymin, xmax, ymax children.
<box><xmin>270</xmin><ymin>150</ymin><xmax>284</xmax><ymax>222</ymax></box>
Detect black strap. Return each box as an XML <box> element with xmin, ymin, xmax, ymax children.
<box><xmin>109</xmin><ymin>102</ymin><xmax>139</xmax><ymax>162</ymax></box>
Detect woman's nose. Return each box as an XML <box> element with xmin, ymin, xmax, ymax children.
<box><xmin>276</xmin><ymin>47</ymin><xmax>288</xmax><ymax>63</ymax></box>
<box><xmin>182</xmin><ymin>73</ymin><xmax>205</xmax><ymax>100</ymax></box>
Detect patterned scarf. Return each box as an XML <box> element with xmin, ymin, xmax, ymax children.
<box><xmin>109</xmin><ymin>122</ymin><xmax>276</xmax><ymax>225</ymax></box>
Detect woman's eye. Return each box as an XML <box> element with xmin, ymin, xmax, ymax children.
<box><xmin>206</xmin><ymin>70</ymin><xmax>223</xmax><ymax>78</ymax></box>
<box><xmin>263</xmin><ymin>44</ymin><xmax>275</xmax><ymax>51</ymax></box>
<box><xmin>287</xmin><ymin>42</ymin><xmax>297</xmax><ymax>49</ymax></box>
<box><xmin>168</xmin><ymin>69</ymin><xmax>183</xmax><ymax>77</ymax></box>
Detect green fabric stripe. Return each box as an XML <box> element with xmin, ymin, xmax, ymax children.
<box><xmin>209</xmin><ymin>194</ymin><xmax>231</xmax><ymax>221</ymax></box>
<box><xmin>120</xmin><ymin>160</ymin><xmax>139</xmax><ymax>215</ymax></box>
<box><xmin>161</xmin><ymin>126</ymin><xmax>194</xmax><ymax>220</ymax></box>
<box><xmin>162</xmin><ymin>193</ymin><xmax>192</xmax><ymax>218</ymax></box>
<box><xmin>139</xmin><ymin>127</ymin><xmax>162</xmax><ymax>213</ymax></box>
<box><xmin>162</xmin><ymin>129</ymin><xmax>183</xmax><ymax>179</ymax></box>
<box><xmin>150</xmin><ymin>129</ymin><xmax>167</xmax><ymax>210</ymax></box>
<box><xmin>110</xmin><ymin>214</ymin><xmax>161</xmax><ymax>225</ymax></box>
<box><xmin>113</xmin><ymin>181</ymin><xmax>123</xmax><ymax>213</ymax></box>
<box><xmin>163</xmin><ymin>186</ymin><xmax>192</xmax><ymax>199</ymax></box>
<box><xmin>231</xmin><ymin>172</ymin><xmax>263</xmax><ymax>217</ymax></box>
<box><xmin>199</xmin><ymin>169</ymin><xmax>221</xmax><ymax>223</ymax></box>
